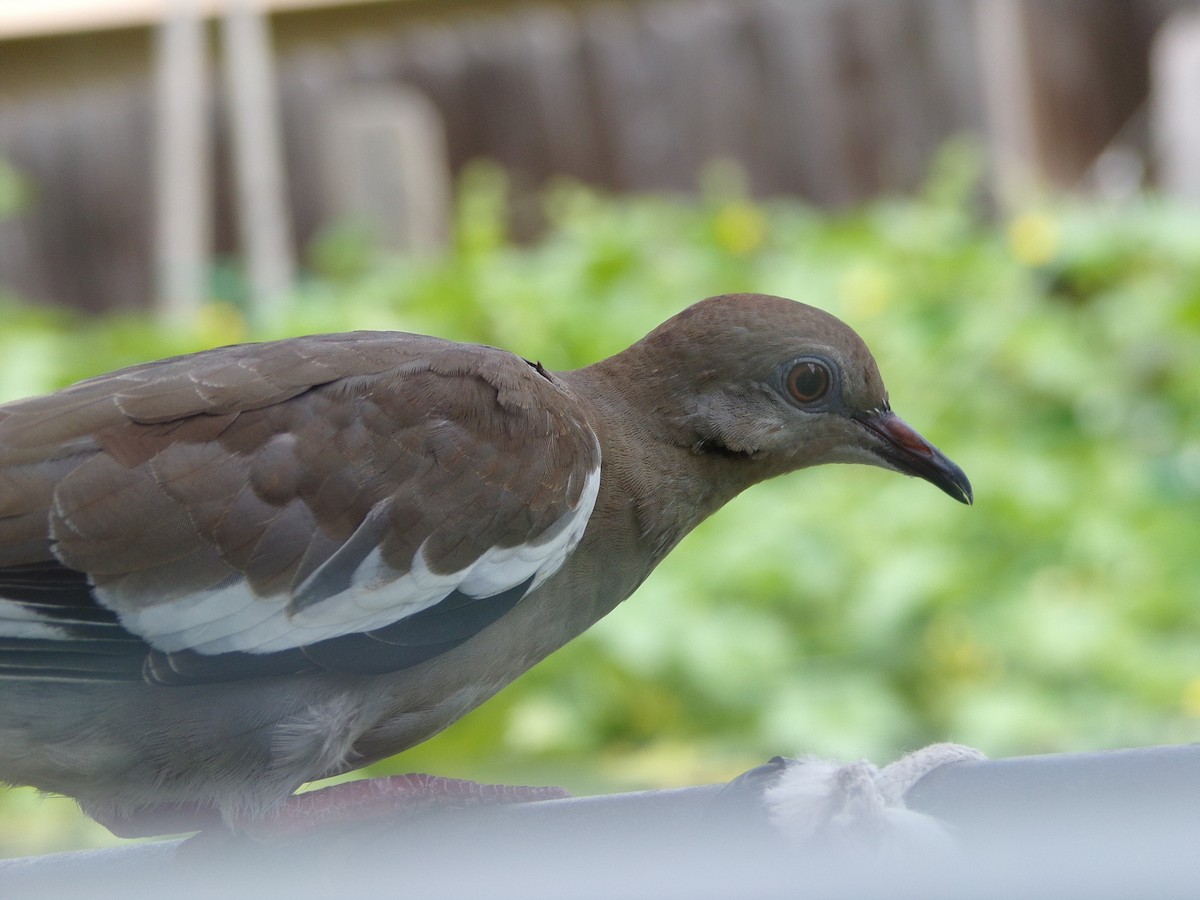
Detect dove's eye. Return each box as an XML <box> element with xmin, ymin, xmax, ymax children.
<box><xmin>785</xmin><ymin>359</ymin><xmax>832</xmax><ymax>405</ymax></box>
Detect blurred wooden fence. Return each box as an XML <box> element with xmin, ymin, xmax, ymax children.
<box><xmin>0</xmin><ymin>0</ymin><xmax>1183</xmax><ymax>312</ymax></box>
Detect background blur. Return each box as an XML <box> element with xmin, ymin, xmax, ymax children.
<box><xmin>3</xmin><ymin>0</ymin><xmax>1200</xmax><ymax>857</ymax></box>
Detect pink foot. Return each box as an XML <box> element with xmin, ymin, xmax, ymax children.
<box><xmin>236</xmin><ymin>774</ymin><xmax>571</xmax><ymax>839</ymax></box>
<box><xmin>86</xmin><ymin>775</ymin><xmax>569</xmax><ymax>839</ymax></box>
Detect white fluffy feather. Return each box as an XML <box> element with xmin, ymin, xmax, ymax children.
<box><xmin>763</xmin><ymin>744</ymin><xmax>985</xmax><ymax>854</ymax></box>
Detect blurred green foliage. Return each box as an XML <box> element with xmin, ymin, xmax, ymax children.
<box><xmin>0</xmin><ymin>158</ymin><xmax>28</xmax><ymax>221</ymax></box>
<box><xmin>4</xmin><ymin>144</ymin><xmax>1200</xmax><ymax>856</ymax></box>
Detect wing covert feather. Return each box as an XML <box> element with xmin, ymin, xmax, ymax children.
<box><xmin>0</xmin><ymin>332</ymin><xmax>600</xmax><ymax>681</ymax></box>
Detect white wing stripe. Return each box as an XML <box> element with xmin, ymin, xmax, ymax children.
<box><xmin>0</xmin><ymin>599</ymin><xmax>70</xmax><ymax>640</ymax></box>
<box><xmin>115</xmin><ymin>460</ymin><xmax>602</xmax><ymax>656</ymax></box>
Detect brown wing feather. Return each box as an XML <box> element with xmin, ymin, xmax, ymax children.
<box><xmin>0</xmin><ymin>332</ymin><xmax>598</xmax><ymax>660</ymax></box>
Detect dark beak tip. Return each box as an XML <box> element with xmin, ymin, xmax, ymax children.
<box><xmin>936</xmin><ymin>455</ymin><xmax>973</xmax><ymax>506</ymax></box>
<box><xmin>857</xmin><ymin>410</ymin><xmax>973</xmax><ymax>507</ymax></box>
<box><xmin>921</xmin><ymin>460</ymin><xmax>972</xmax><ymax>506</ymax></box>
<box><xmin>926</xmin><ymin>453</ymin><xmax>973</xmax><ymax>507</ymax></box>
<box><xmin>952</xmin><ymin>477</ymin><xmax>974</xmax><ymax>506</ymax></box>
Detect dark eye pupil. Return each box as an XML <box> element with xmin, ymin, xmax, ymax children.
<box><xmin>787</xmin><ymin>362</ymin><xmax>829</xmax><ymax>403</ymax></box>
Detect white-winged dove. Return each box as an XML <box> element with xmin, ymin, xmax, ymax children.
<box><xmin>0</xmin><ymin>293</ymin><xmax>970</xmax><ymax>836</ymax></box>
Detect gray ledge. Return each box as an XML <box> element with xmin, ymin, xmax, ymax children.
<box><xmin>3</xmin><ymin>743</ymin><xmax>1199</xmax><ymax>899</ymax></box>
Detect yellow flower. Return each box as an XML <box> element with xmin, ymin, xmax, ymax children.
<box><xmin>924</xmin><ymin>615</ymin><xmax>995</xmax><ymax>682</ymax></box>
<box><xmin>1180</xmin><ymin>677</ymin><xmax>1200</xmax><ymax>717</ymax></box>
<box><xmin>839</xmin><ymin>264</ymin><xmax>893</xmax><ymax>319</ymax></box>
<box><xmin>196</xmin><ymin>302</ymin><xmax>248</xmax><ymax>348</ymax></box>
<box><xmin>1008</xmin><ymin>212</ymin><xmax>1059</xmax><ymax>267</ymax></box>
<box><xmin>713</xmin><ymin>201</ymin><xmax>766</xmax><ymax>256</ymax></box>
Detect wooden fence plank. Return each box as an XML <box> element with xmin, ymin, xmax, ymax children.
<box><xmin>154</xmin><ymin>1</ymin><xmax>211</xmax><ymax>322</ymax></box>
<box><xmin>221</xmin><ymin>0</ymin><xmax>295</xmax><ymax>324</ymax></box>
<box><xmin>0</xmin><ymin>0</ymin><xmax>1176</xmax><ymax>312</ymax></box>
